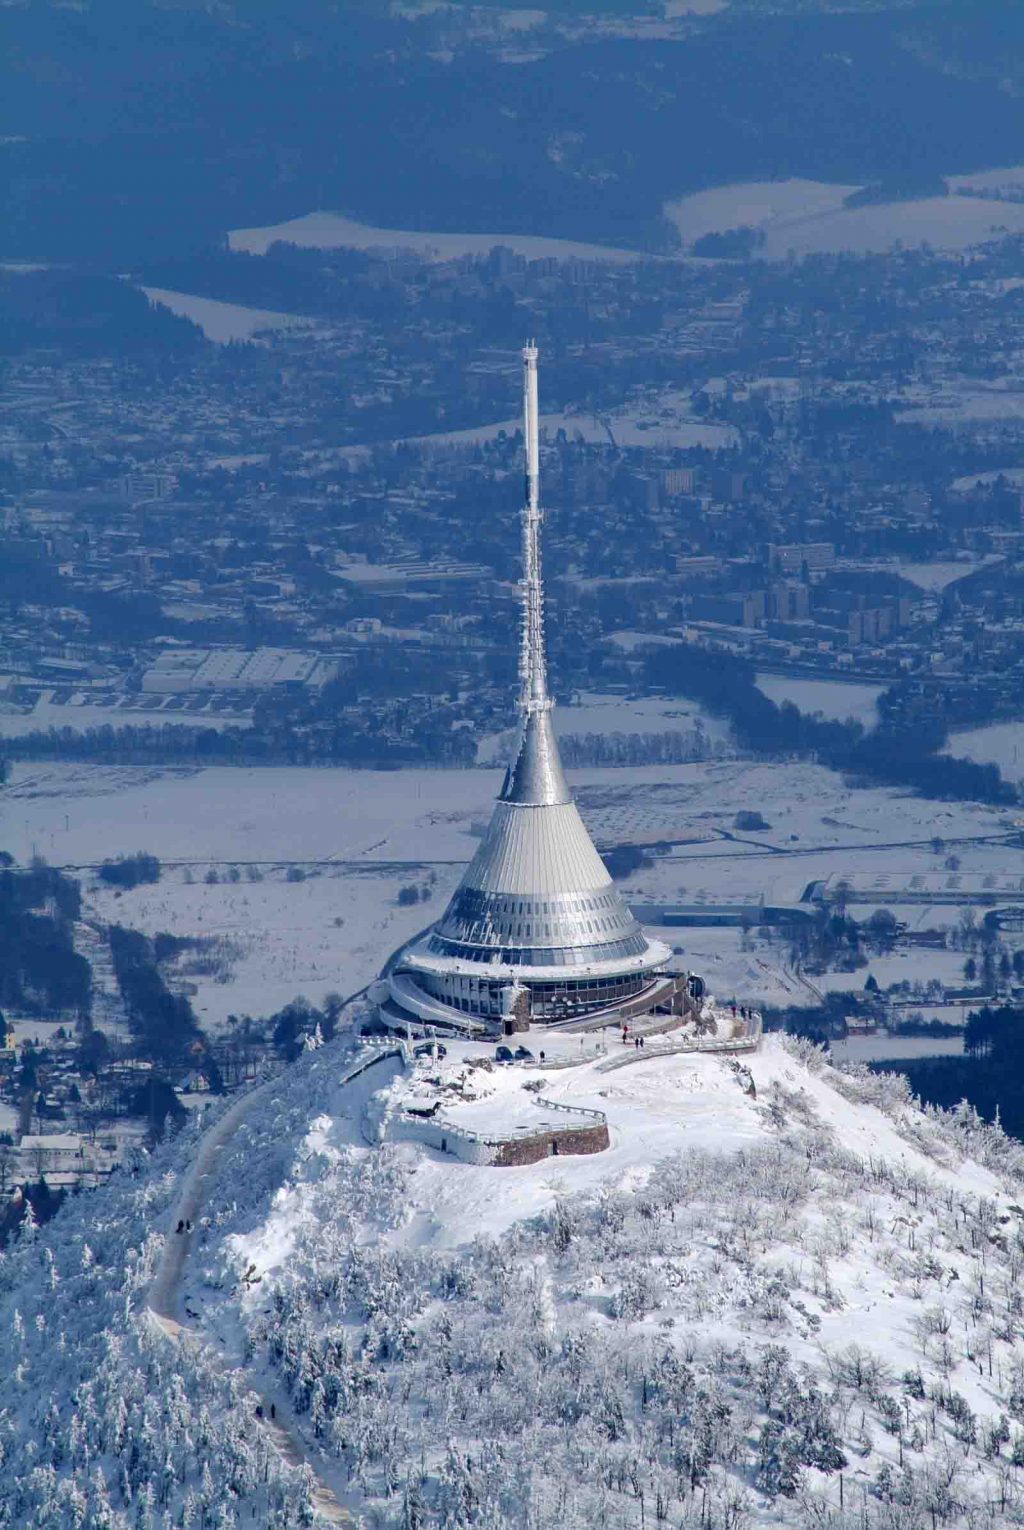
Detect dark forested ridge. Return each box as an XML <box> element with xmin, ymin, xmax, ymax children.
<box><xmin>0</xmin><ymin>272</ymin><xmax>204</xmax><ymax>358</ymax></box>
<box><xmin>873</xmin><ymin>1005</ymin><xmax>1024</xmax><ymax>1143</ymax></box>
<box><xmin>108</xmin><ymin>924</ymin><xmax>207</xmax><ymax>1068</ymax></box>
<box><xmin>644</xmin><ymin>643</ymin><xmax>1017</xmax><ymax>806</ymax></box>
<box><xmin>6</xmin><ymin>1</ymin><xmax>1024</xmax><ymax>260</ymax></box>
<box><xmin>0</xmin><ymin>862</ymin><xmax>91</xmax><ymax>1016</ymax></box>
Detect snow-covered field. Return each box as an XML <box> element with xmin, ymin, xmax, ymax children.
<box><xmin>951</xmin><ymin>165</ymin><xmax>1024</xmax><ymax>195</ymax></box>
<box><xmin>950</xmin><ymin>468</ymin><xmax>1024</xmax><ymax>493</ymax></box>
<box><xmin>228</xmin><ymin>210</ymin><xmax>648</xmax><ymax>263</ymax></box>
<box><xmin>830</xmin><ymin>1034</ymin><xmax>964</xmax><ymax>1065</ymax></box>
<box><xmin>666</xmin><ymin>177</ymin><xmax>859</xmax><ymax>247</ymax></box>
<box><xmin>945</xmin><ymin>719</ymin><xmax>1024</xmax><ymax>786</ymax></box>
<box><xmin>754</xmin><ymin>672</ymin><xmax>882</xmax><ymax>729</ymax></box>
<box><xmin>140</xmin><ymin>286</ymin><xmax>312</xmax><ymax>343</ymax></box>
<box><xmin>3</xmin><ymin>756</ymin><xmax>1017</xmax><ymax>1025</ymax></box>
<box><xmin>21</xmin><ymin>752</ymin><xmax>998</xmax><ymax>873</ymax></box>
<box><xmin>405</xmin><ymin>402</ymin><xmax>738</xmax><ymax>452</ymax></box>
<box><xmin>87</xmin><ymin>864</ymin><xmax>460</xmax><ymax>1029</ymax></box>
<box><xmin>897</xmin><ymin>558</ymin><xmax>993</xmax><ymax>592</ymax></box>
<box><xmin>896</xmin><ymin>382</ymin><xmax>1024</xmax><ymax>425</ymax></box>
<box><xmin>478</xmin><ymin>689</ymin><xmax>734</xmax><ymax>763</ymax></box>
<box><xmin>812</xmin><ymin>946</ymin><xmax>969</xmax><ymax>998</ymax></box>
<box><xmin>1</xmin><ymin>761</ymin><xmax>494</xmax><ymax>865</ymax></box>
<box><xmin>759</xmin><ymin>195</ymin><xmax>1024</xmax><ymax>260</ymax></box>
<box><xmin>644</xmin><ymin>923</ymin><xmax>810</xmax><ymax>1009</ymax></box>
<box><xmin>665</xmin><ymin>176</ymin><xmax>1024</xmax><ymax>259</ymax></box>
<box><xmin>0</xmin><ymin>693</ymin><xmax>252</xmax><ymax>738</ymax></box>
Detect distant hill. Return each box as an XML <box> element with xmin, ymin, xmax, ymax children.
<box><xmin>5</xmin><ymin>0</ymin><xmax>1024</xmax><ymax>261</ymax></box>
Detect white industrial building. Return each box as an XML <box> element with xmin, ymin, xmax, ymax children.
<box><xmin>142</xmin><ymin>647</ymin><xmax>337</xmax><ymax>694</ymax></box>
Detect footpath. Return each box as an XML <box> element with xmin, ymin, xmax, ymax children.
<box><xmin>146</xmin><ymin>1072</ymin><xmax>354</xmax><ymax>1527</ymax></box>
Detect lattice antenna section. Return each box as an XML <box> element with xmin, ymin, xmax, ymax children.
<box><xmin>520</xmin><ymin>342</ymin><xmax>551</xmax><ymax>716</ymax></box>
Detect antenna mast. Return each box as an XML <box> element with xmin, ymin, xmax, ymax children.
<box><xmin>520</xmin><ymin>342</ymin><xmax>550</xmax><ymax>716</ymax></box>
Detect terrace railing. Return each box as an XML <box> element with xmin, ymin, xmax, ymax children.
<box><xmin>596</xmin><ymin>1011</ymin><xmax>762</xmax><ymax>1074</ymax></box>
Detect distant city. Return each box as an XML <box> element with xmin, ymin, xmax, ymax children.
<box><xmin>5</xmin><ymin>232</ymin><xmax>1024</xmax><ymax>794</ymax></box>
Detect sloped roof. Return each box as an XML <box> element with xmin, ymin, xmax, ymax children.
<box><xmin>429</xmin><ymin>708</ymin><xmax>657</xmax><ymax>966</ymax></box>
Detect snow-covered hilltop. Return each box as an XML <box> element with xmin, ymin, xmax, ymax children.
<box><xmin>8</xmin><ymin>1029</ymin><xmax>1024</xmax><ymax>1527</ymax></box>
<box><xmin>171</xmin><ymin>1034</ymin><xmax>1024</xmax><ymax>1527</ymax></box>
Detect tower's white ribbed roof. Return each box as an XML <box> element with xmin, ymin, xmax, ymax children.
<box><xmin>427</xmin><ymin>703</ymin><xmax>658</xmax><ymax>967</ymax></box>
<box><xmin>460</xmin><ymin>798</ymin><xmax>610</xmax><ymax>898</ymax></box>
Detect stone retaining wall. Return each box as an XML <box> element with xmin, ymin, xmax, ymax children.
<box><xmin>346</xmin><ymin>1042</ymin><xmax>612</xmax><ymax>1166</ymax></box>
<box><xmin>389</xmin><ymin>1099</ymin><xmax>610</xmax><ymax>1167</ymax></box>
<box><xmin>490</xmin><ymin>1120</ymin><xmax>610</xmax><ymax>1166</ymax></box>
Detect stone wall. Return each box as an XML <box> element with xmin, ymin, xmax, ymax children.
<box><xmin>388</xmin><ymin>1106</ymin><xmax>610</xmax><ymax>1167</ymax></box>
<box><xmin>490</xmin><ymin>1121</ymin><xmax>610</xmax><ymax>1166</ymax></box>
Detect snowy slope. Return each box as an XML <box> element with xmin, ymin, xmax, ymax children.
<box><xmin>0</xmin><ymin>1108</ymin><xmax>323</xmax><ymax>1529</ymax></box>
<box><xmin>9</xmin><ymin>1029</ymin><xmax>1024</xmax><ymax>1526</ymax></box>
<box><xmin>171</xmin><ymin>1032</ymin><xmax>1024</xmax><ymax>1527</ymax></box>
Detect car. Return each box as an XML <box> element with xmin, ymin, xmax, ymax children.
<box><xmin>513</xmin><ymin>1045</ymin><xmax>534</xmax><ymax>1061</ymax></box>
<box><xmin>414</xmin><ymin>1041</ymin><xmax>447</xmax><ymax>1060</ymax></box>
<box><xmin>495</xmin><ymin>1045</ymin><xmax>515</xmax><ymax>1063</ymax></box>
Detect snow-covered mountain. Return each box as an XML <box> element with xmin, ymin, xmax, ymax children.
<box><xmin>0</xmin><ymin>1117</ymin><xmax>322</xmax><ymax>1528</ymax></box>
<box><xmin>7</xmin><ymin>1034</ymin><xmax>1024</xmax><ymax>1527</ymax></box>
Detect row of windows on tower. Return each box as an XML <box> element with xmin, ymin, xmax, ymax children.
<box><xmin>457</xmin><ymin>891</ymin><xmax>618</xmax><ymax>919</ymax></box>
<box><xmin>452</xmin><ymin>913</ymin><xmax>624</xmax><ymax>942</ymax></box>
<box><xmin>428</xmin><ymin>931</ymin><xmax>649</xmax><ymax>965</ymax></box>
<box><xmin>424</xmin><ymin>971</ymin><xmax>648</xmax><ymax>1015</ymax></box>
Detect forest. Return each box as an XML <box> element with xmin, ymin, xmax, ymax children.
<box><xmin>0</xmin><ymin>1106</ymin><xmax>322</xmax><ymax>1528</ymax></box>
<box><xmin>0</xmin><ymin>271</ymin><xmax>204</xmax><ymax>358</ymax></box>
<box><xmin>0</xmin><ymin>861</ymin><xmax>91</xmax><ymax>1016</ymax></box>
<box><xmin>107</xmin><ymin>924</ymin><xmax>219</xmax><ymax>1084</ymax></box>
<box><xmin>644</xmin><ymin>644</ymin><xmax>1016</xmax><ymax>807</ymax></box>
<box><xmin>876</xmin><ymin>1004</ymin><xmax>1024</xmax><ymax>1143</ymax></box>
<box><xmin>6</xmin><ymin>2</ymin><xmax>1024</xmax><ymax>261</ymax></box>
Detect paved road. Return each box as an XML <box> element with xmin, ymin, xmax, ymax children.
<box><xmin>147</xmin><ymin>1074</ymin><xmax>354</xmax><ymax>1526</ymax></box>
<box><xmin>48</xmin><ymin>827</ymin><xmax>1023</xmax><ymax>876</ymax></box>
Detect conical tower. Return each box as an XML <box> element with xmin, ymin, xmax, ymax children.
<box><xmin>386</xmin><ymin>345</ymin><xmax>671</xmax><ymax>1032</ymax></box>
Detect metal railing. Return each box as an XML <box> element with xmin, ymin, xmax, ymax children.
<box><xmin>339</xmin><ymin>1040</ymin><xmax>409</xmax><ymax>1087</ymax></box>
<box><xmin>596</xmin><ymin>1012</ymin><xmax>762</xmax><ymax>1074</ymax></box>
<box><xmin>399</xmin><ymin>1094</ymin><xmax>606</xmax><ymax>1149</ymax></box>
